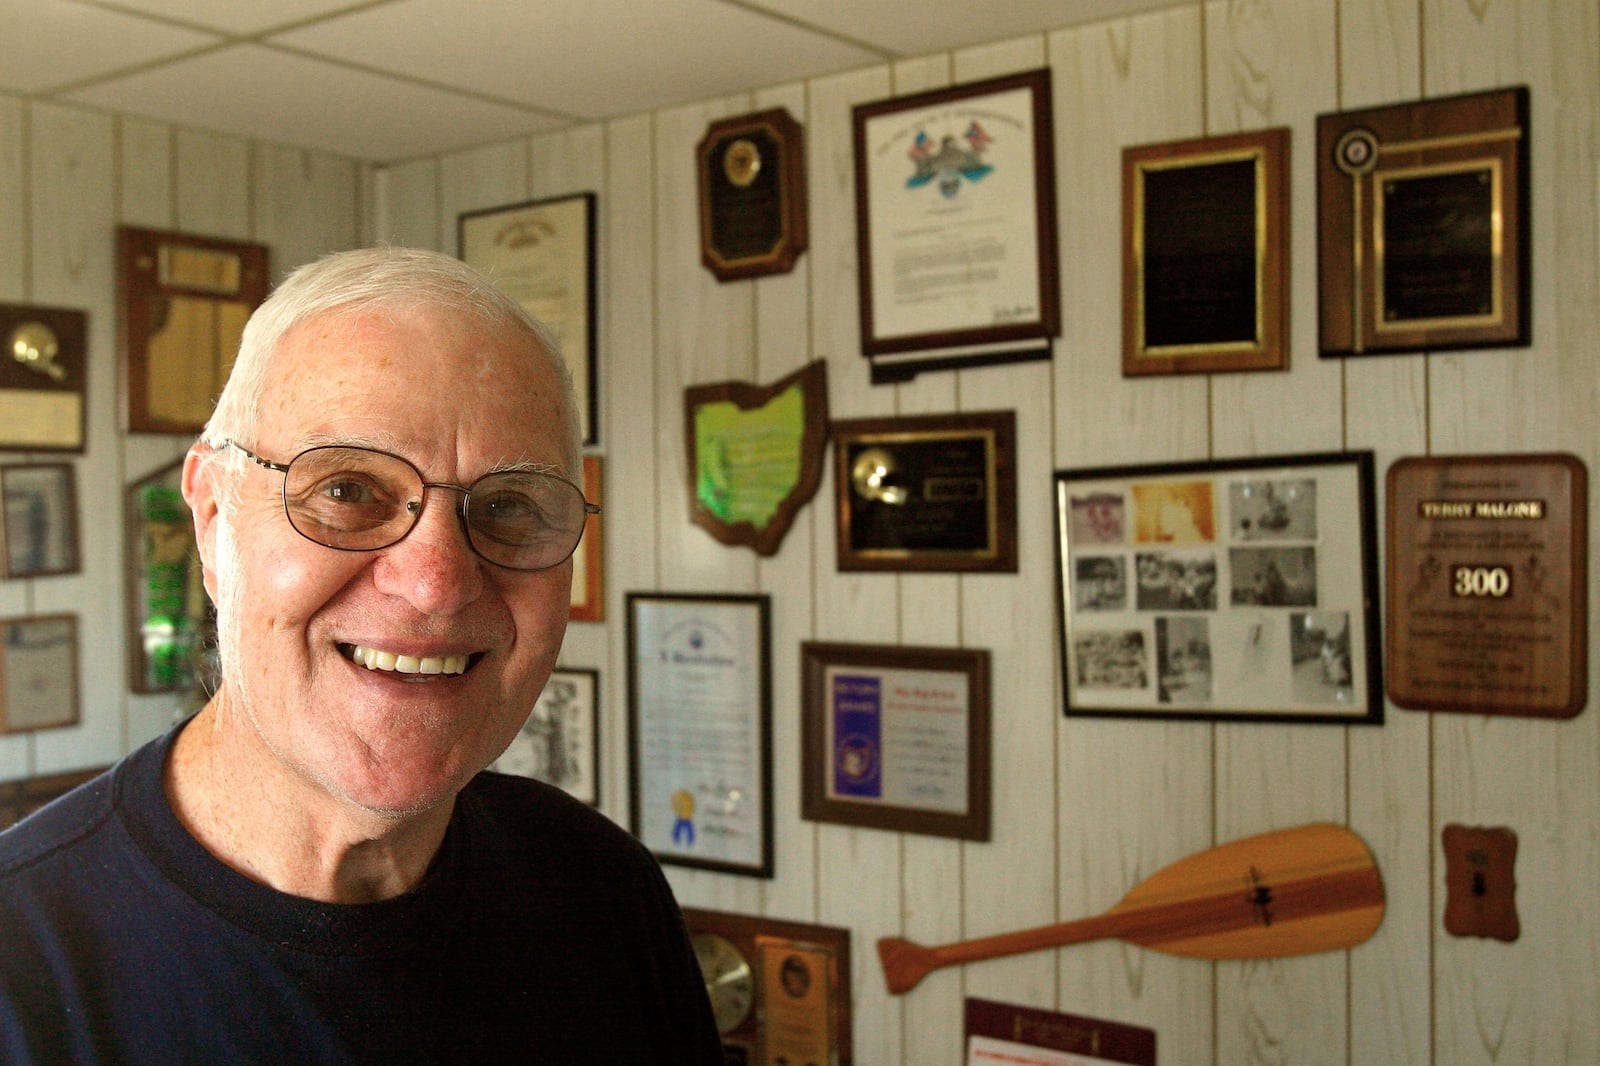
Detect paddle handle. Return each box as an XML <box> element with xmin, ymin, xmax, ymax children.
<box><xmin>879</xmin><ymin>911</ymin><xmax>1135</xmax><ymax>994</ymax></box>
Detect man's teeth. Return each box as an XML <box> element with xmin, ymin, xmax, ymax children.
<box><xmin>349</xmin><ymin>644</ymin><xmax>468</xmax><ymax>676</ymax></box>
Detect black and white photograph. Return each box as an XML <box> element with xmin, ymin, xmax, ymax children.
<box><xmin>1134</xmin><ymin>550</ymin><xmax>1217</xmax><ymax>611</ymax></box>
<box><xmin>1071</xmin><ymin>629</ymin><xmax>1148</xmax><ymax>690</ymax></box>
<box><xmin>1067</xmin><ymin>491</ymin><xmax>1125</xmax><ymax>545</ymax></box>
<box><xmin>1155</xmin><ymin>616</ymin><xmax>1212</xmax><ymax>704</ymax></box>
<box><xmin>1073</xmin><ymin>556</ymin><xmax>1127</xmax><ymax>611</ymax></box>
<box><xmin>1229</xmin><ymin>477</ymin><xmax>1317</xmax><ymax>540</ymax></box>
<box><xmin>1289</xmin><ymin>611</ymin><xmax>1355</xmax><ymax>705</ymax></box>
<box><xmin>492</xmin><ymin>668</ymin><xmax>599</xmax><ymax>805</ymax></box>
<box><xmin>1</xmin><ymin>463</ymin><xmax>80</xmax><ymax>579</ymax></box>
<box><xmin>1230</xmin><ymin>546</ymin><xmax>1318</xmax><ymax>607</ymax></box>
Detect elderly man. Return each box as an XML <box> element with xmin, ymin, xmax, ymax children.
<box><xmin>0</xmin><ymin>248</ymin><xmax>721</xmax><ymax>1063</ymax></box>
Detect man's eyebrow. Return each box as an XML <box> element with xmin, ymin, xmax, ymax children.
<box><xmin>294</xmin><ymin>433</ymin><xmax>564</xmax><ymax>478</ymax></box>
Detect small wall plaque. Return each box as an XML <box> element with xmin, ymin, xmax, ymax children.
<box><xmin>697</xmin><ymin>108</ymin><xmax>808</xmax><ymax>281</ymax></box>
<box><xmin>1443</xmin><ymin>824</ymin><xmax>1519</xmax><ymax>942</ymax></box>
<box><xmin>0</xmin><ymin>303</ymin><xmax>87</xmax><ymax>452</ymax></box>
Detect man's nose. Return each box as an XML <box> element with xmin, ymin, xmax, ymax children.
<box><xmin>373</xmin><ymin>485</ymin><xmax>485</xmax><ymax>612</ymax></box>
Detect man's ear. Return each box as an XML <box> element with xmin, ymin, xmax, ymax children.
<box><xmin>181</xmin><ymin>444</ymin><xmax>223</xmax><ymax>601</ymax></box>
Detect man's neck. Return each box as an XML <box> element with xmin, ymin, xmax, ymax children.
<box><xmin>165</xmin><ymin>699</ymin><xmax>454</xmax><ymax>903</ymax></box>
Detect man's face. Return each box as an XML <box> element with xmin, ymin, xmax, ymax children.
<box><xmin>192</xmin><ymin>303</ymin><xmax>573</xmax><ymax>817</ymax></box>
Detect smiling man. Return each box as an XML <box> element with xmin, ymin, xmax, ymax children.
<box><xmin>0</xmin><ymin>248</ymin><xmax>722</xmax><ymax>1064</ymax></box>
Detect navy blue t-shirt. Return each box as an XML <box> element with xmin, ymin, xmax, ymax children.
<box><xmin>0</xmin><ymin>721</ymin><xmax>721</xmax><ymax>1064</ymax></box>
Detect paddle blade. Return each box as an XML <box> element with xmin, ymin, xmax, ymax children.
<box><xmin>1111</xmin><ymin>822</ymin><xmax>1385</xmax><ymax>959</ymax></box>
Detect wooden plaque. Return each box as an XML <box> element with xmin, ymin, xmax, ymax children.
<box><xmin>1317</xmin><ymin>87</ymin><xmax>1529</xmax><ymax>357</ymax></box>
<box><xmin>1386</xmin><ymin>453</ymin><xmax>1587</xmax><ymax>717</ymax></box>
<box><xmin>1442</xmin><ymin>824</ymin><xmax>1519</xmax><ymax>942</ymax></box>
<box><xmin>697</xmin><ymin>108</ymin><xmax>808</xmax><ymax>281</ymax></box>
<box><xmin>0</xmin><ymin>303</ymin><xmax>87</xmax><ymax>452</ymax></box>
<box><xmin>118</xmin><ymin>227</ymin><xmax>269</xmax><ymax>434</ymax></box>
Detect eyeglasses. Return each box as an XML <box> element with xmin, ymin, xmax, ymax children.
<box><xmin>222</xmin><ymin>440</ymin><xmax>599</xmax><ymax>572</ymax></box>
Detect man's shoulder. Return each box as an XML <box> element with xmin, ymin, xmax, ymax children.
<box><xmin>0</xmin><ymin>770</ymin><xmax>117</xmax><ymax>879</ymax></box>
<box><xmin>461</xmin><ymin>771</ymin><xmax>657</xmax><ymax>872</ymax></box>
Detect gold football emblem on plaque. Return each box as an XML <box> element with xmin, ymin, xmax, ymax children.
<box><xmin>723</xmin><ymin>138</ymin><xmax>761</xmax><ymax>188</ymax></box>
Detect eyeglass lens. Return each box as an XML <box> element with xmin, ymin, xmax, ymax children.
<box><xmin>282</xmin><ymin>446</ymin><xmax>588</xmax><ymax>570</ymax></box>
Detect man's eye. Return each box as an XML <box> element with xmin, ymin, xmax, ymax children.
<box><xmin>479</xmin><ymin>491</ymin><xmax>541</xmax><ymax>521</ymax></box>
<box><xmin>321</xmin><ymin>478</ymin><xmax>382</xmax><ymax>505</ymax></box>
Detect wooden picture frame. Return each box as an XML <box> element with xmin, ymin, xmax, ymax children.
<box><xmin>1</xmin><ymin>463</ymin><xmax>80</xmax><ymax>579</ymax></box>
<box><xmin>627</xmin><ymin>592</ymin><xmax>773</xmax><ymax>878</ymax></box>
<box><xmin>1317</xmin><ymin>86</ymin><xmax>1530</xmax><ymax>357</ymax></box>
<box><xmin>1054</xmin><ymin>451</ymin><xmax>1382</xmax><ymax>724</ymax></box>
<box><xmin>1</xmin><ymin>303</ymin><xmax>87</xmax><ymax>452</ymax></box>
<box><xmin>124</xmin><ymin>457</ymin><xmax>214</xmax><ymax>695</ymax></box>
<box><xmin>685</xmin><ymin>360</ymin><xmax>828</xmax><ymax>557</ymax></box>
<box><xmin>569</xmin><ymin>455</ymin><xmax>604</xmax><ymax>622</ymax></box>
<box><xmin>853</xmin><ymin>69</ymin><xmax>1060</xmax><ymax>381</ymax></box>
<box><xmin>832</xmin><ymin>410</ymin><xmax>1017</xmax><ymax>573</ymax></box>
<box><xmin>697</xmin><ymin>107</ymin><xmax>808</xmax><ymax>281</ymax></box>
<box><xmin>0</xmin><ymin>613</ymin><xmax>80</xmax><ymax>734</ymax></box>
<box><xmin>1123</xmin><ymin>128</ymin><xmax>1290</xmax><ymax>375</ymax></box>
<box><xmin>117</xmin><ymin>226</ymin><xmax>269</xmax><ymax>434</ymax></box>
<box><xmin>492</xmin><ymin>667</ymin><xmax>600</xmax><ymax>806</ymax></box>
<box><xmin>801</xmin><ymin>641</ymin><xmax>991</xmax><ymax>841</ymax></box>
<box><xmin>459</xmin><ymin>192</ymin><xmax>600</xmax><ymax>445</ymax></box>
<box><xmin>682</xmin><ymin>907</ymin><xmax>852</xmax><ymax>1065</ymax></box>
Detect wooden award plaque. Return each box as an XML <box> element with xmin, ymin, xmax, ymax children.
<box><xmin>1386</xmin><ymin>453</ymin><xmax>1587</xmax><ymax>717</ymax></box>
<box><xmin>697</xmin><ymin>108</ymin><xmax>808</xmax><ymax>282</ymax></box>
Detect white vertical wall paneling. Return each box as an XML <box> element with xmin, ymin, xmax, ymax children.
<box><xmin>370</xmin><ymin>158</ymin><xmax>441</xmax><ymax>250</ymax></box>
<box><xmin>27</xmin><ymin>104</ymin><xmax>118</xmax><ymax>776</ymax></box>
<box><xmin>1203</xmin><ymin>3</ymin><xmax>1352</xmax><ymax>1063</ymax></box>
<box><xmin>437</xmin><ymin>139</ymin><xmax>528</xmax><ymax>257</ymax></box>
<box><xmin>749</xmin><ymin>79</ymin><xmax>823</xmax><ymax>926</ymax></box>
<box><xmin>1335</xmin><ymin>3</ymin><xmax>1431</xmax><ymax>1064</ymax></box>
<box><xmin>599</xmin><ymin>110</ymin><xmax>658</xmax><ymax>836</ymax></box>
<box><xmin>0</xmin><ymin>95</ymin><xmax>31</xmax><ymax>781</ymax></box>
<box><xmin>173</xmin><ymin>130</ymin><xmax>250</xmax><ymax>243</ymax></box>
<box><xmin>1426</xmin><ymin>2</ymin><xmax>1600</xmax><ymax>1063</ymax></box>
<box><xmin>1049</xmin><ymin>11</ymin><xmax>1217</xmax><ymax>1062</ymax></box>
<box><xmin>807</xmin><ymin>62</ymin><xmax>906</xmax><ymax>1066</ymax></box>
<box><xmin>254</xmin><ymin>146</ymin><xmax>361</xmax><ymax>284</ymax></box>
<box><xmin>945</xmin><ymin>27</ymin><xmax>1061</xmax><ymax>1057</ymax></box>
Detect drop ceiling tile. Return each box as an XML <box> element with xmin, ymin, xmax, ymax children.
<box><xmin>0</xmin><ymin>0</ymin><xmax>219</xmax><ymax>94</ymax></box>
<box><xmin>271</xmin><ymin>0</ymin><xmax>885</xmax><ymax>120</ymax></box>
<box><xmin>88</xmin><ymin>0</ymin><xmax>368</xmax><ymax>35</ymax></box>
<box><xmin>62</xmin><ymin>44</ymin><xmax>560</xmax><ymax>162</ymax></box>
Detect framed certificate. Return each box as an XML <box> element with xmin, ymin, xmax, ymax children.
<box><xmin>853</xmin><ymin>69</ymin><xmax>1060</xmax><ymax>381</ymax></box>
<box><xmin>1054</xmin><ymin>451</ymin><xmax>1382</xmax><ymax>724</ymax></box>
<box><xmin>1</xmin><ymin>303</ymin><xmax>87</xmax><ymax>452</ymax></box>
<box><xmin>831</xmin><ymin>411</ymin><xmax>1017</xmax><ymax>572</ymax></box>
<box><xmin>1317</xmin><ymin>86</ymin><xmax>1530</xmax><ymax>357</ymax></box>
<box><xmin>1</xmin><ymin>463</ymin><xmax>80</xmax><ymax>579</ymax></box>
<box><xmin>627</xmin><ymin>592</ymin><xmax>773</xmax><ymax>877</ymax></box>
<box><xmin>800</xmin><ymin>641</ymin><xmax>990</xmax><ymax>841</ymax></box>
<box><xmin>1123</xmin><ymin>128</ymin><xmax>1290</xmax><ymax>375</ymax></box>
<box><xmin>459</xmin><ymin>192</ymin><xmax>599</xmax><ymax>445</ymax></box>
<box><xmin>492</xmin><ymin>667</ymin><xmax>600</xmax><ymax>805</ymax></box>
<box><xmin>117</xmin><ymin>227</ymin><xmax>269</xmax><ymax>434</ymax></box>
<box><xmin>0</xmin><ymin>613</ymin><xmax>80</xmax><ymax>734</ymax></box>
<box><xmin>965</xmin><ymin>999</ymin><xmax>1156</xmax><ymax>1066</ymax></box>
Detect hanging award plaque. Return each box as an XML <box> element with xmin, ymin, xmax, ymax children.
<box><xmin>697</xmin><ymin>108</ymin><xmax>808</xmax><ymax>282</ymax></box>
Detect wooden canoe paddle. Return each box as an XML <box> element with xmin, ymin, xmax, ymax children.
<box><xmin>879</xmin><ymin>822</ymin><xmax>1384</xmax><ymax>994</ymax></box>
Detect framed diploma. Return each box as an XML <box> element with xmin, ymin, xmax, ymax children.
<box><xmin>1</xmin><ymin>303</ymin><xmax>87</xmax><ymax>452</ymax></box>
<box><xmin>1386</xmin><ymin>453</ymin><xmax>1586</xmax><ymax>717</ymax></box>
<box><xmin>1317</xmin><ymin>86</ymin><xmax>1530</xmax><ymax>357</ymax></box>
<box><xmin>682</xmin><ymin>908</ymin><xmax>852</xmax><ymax>1065</ymax></box>
<box><xmin>965</xmin><ymin>999</ymin><xmax>1156</xmax><ymax>1066</ymax></box>
<box><xmin>627</xmin><ymin>592</ymin><xmax>773</xmax><ymax>877</ymax></box>
<box><xmin>686</xmin><ymin>360</ymin><xmax>828</xmax><ymax>557</ymax></box>
<box><xmin>117</xmin><ymin>227</ymin><xmax>269</xmax><ymax>434</ymax></box>
<box><xmin>853</xmin><ymin>69</ymin><xmax>1060</xmax><ymax>381</ymax></box>
<box><xmin>1123</xmin><ymin>128</ymin><xmax>1290</xmax><ymax>376</ymax></box>
<box><xmin>570</xmin><ymin>455</ymin><xmax>604</xmax><ymax>622</ymax></box>
<box><xmin>832</xmin><ymin>410</ymin><xmax>1017</xmax><ymax>573</ymax></box>
<box><xmin>459</xmin><ymin>192</ymin><xmax>599</xmax><ymax>445</ymax></box>
<box><xmin>1054</xmin><ymin>451</ymin><xmax>1382</xmax><ymax>724</ymax></box>
<box><xmin>0</xmin><ymin>613</ymin><xmax>80</xmax><ymax>734</ymax></box>
<box><xmin>2</xmin><ymin>463</ymin><xmax>80</xmax><ymax>579</ymax></box>
<box><xmin>697</xmin><ymin>108</ymin><xmax>808</xmax><ymax>281</ymax></box>
<box><xmin>492</xmin><ymin>667</ymin><xmax>600</xmax><ymax>805</ymax></box>
<box><xmin>800</xmin><ymin>641</ymin><xmax>990</xmax><ymax>841</ymax></box>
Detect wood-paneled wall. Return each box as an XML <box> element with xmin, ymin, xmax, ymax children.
<box><xmin>6</xmin><ymin>1</ymin><xmax>1597</xmax><ymax>1062</ymax></box>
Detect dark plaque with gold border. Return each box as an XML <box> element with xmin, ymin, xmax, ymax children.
<box><xmin>681</xmin><ymin>908</ymin><xmax>851</xmax><ymax>1066</ymax></box>
<box><xmin>1317</xmin><ymin>87</ymin><xmax>1529</xmax><ymax>357</ymax></box>
<box><xmin>1386</xmin><ymin>453</ymin><xmax>1586</xmax><ymax>717</ymax></box>
<box><xmin>1</xmin><ymin>303</ymin><xmax>87</xmax><ymax>452</ymax></box>
<box><xmin>698</xmin><ymin>108</ymin><xmax>808</xmax><ymax>282</ymax></box>
<box><xmin>118</xmin><ymin>226</ymin><xmax>270</xmax><ymax>434</ymax></box>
